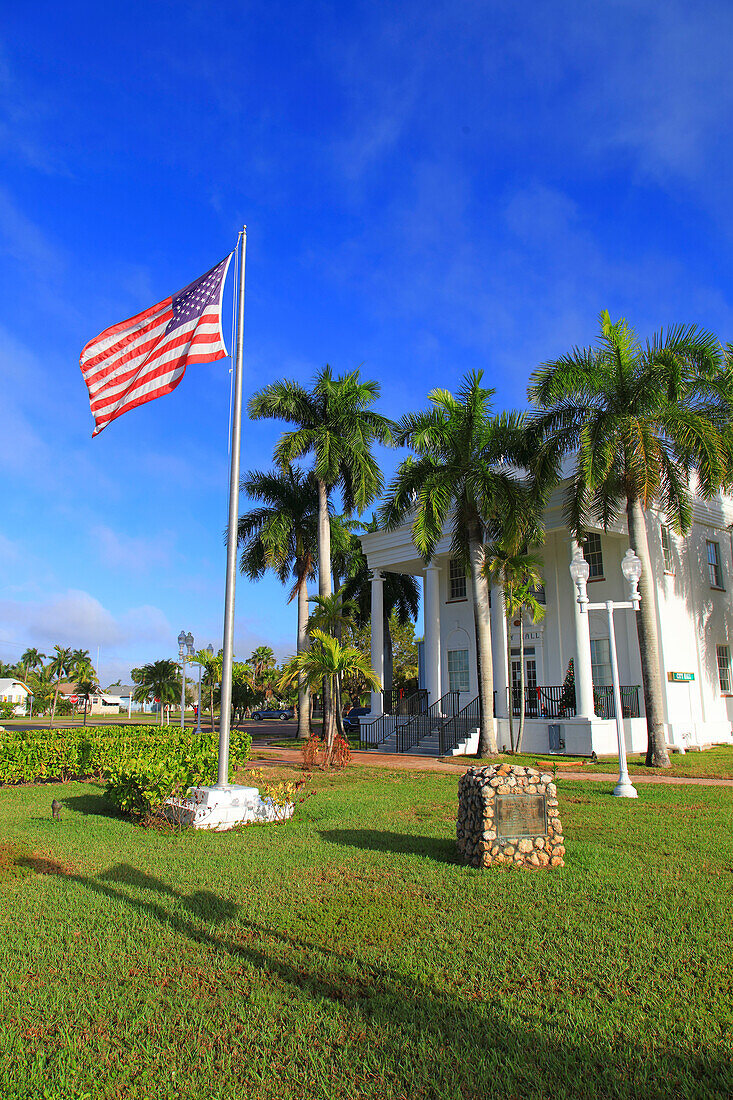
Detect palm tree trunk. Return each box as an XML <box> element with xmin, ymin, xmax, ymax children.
<box><xmin>50</xmin><ymin>684</ymin><xmax>60</xmax><ymax>730</ymax></box>
<box><xmin>469</xmin><ymin>527</ymin><xmax>497</xmax><ymax>755</ymax></box>
<box><xmin>317</xmin><ymin>478</ymin><xmax>334</xmax><ymax>742</ymax></box>
<box><xmin>332</xmin><ymin>567</ymin><xmax>346</xmax><ymax>739</ymax></box>
<box><xmin>210</xmin><ymin>685</ymin><xmax>215</xmax><ymax>731</ymax></box>
<box><xmin>317</xmin><ymin>479</ymin><xmax>332</xmax><ymax>599</ymax></box>
<box><xmin>506</xmin><ymin>604</ymin><xmax>514</xmax><ymax>752</ymax></box>
<box><xmin>324</xmin><ymin>675</ymin><xmax>336</xmax><ymax>763</ymax></box>
<box><xmin>627</xmin><ymin>495</ymin><xmax>671</xmax><ymax>768</ymax></box>
<box><xmin>517</xmin><ymin>619</ymin><xmax>526</xmax><ymax>752</ymax></box>
<box><xmin>297</xmin><ymin>578</ymin><xmax>311</xmax><ymax>740</ymax></box>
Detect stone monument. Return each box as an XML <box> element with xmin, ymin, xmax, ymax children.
<box><xmin>457</xmin><ymin>763</ymin><xmax>564</xmax><ymax>869</ymax></box>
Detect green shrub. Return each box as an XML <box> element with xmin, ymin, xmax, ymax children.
<box><xmin>0</xmin><ymin>701</ymin><xmax>17</xmax><ymax>721</ymax></box>
<box><xmin>0</xmin><ymin>725</ymin><xmax>251</xmax><ymax>816</ymax></box>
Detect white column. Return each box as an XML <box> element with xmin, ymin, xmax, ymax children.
<box><xmin>491</xmin><ymin>583</ymin><xmax>509</xmax><ymax>717</ymax></box>
<box><xmin>424</xmin><ymin>562</ymin><xmax>442</xmax><ymax>705</ymax></box>
<box><xmin>370</xmin><ymin>570</ymin><xmax>385</xmax><ymax>716</ymax></box>
<box><xmin>570</xmin><ymin>539</ymin><xmax>595</xmax><ymax>718</ymax></box>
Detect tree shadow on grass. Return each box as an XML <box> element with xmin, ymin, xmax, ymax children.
<box><xmin>61</xmin><ymin>790</ymin><xmax>122</xmax><ymax>819</ymax></box>
<box><xmin>16</xmin><ymin>855</ymin><xmax>733</xmax><ymax>1099</ymax></box>
<box><xmin>319</xmin><ymin>828</ymin><xmax>458</xmax><ymax>863</ymax></box>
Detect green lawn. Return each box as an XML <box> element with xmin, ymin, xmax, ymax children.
<box><xmin>1</xmin><ymin>765</ymin><xmax>732</xmax><ymax>1099</ymax></box>
<box><xmin>438</xmin><ymin>745</ymin><xmax>733</xmax><ymax>779</ymax></box>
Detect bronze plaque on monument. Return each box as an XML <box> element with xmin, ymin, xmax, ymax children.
<box><xmin>496</xmin><ymin>794</ymin><xmax>547</xmax><ymax>838</ymax></box>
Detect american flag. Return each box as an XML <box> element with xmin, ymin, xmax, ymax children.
<box><xmin>80</xmin><ymin>254</ymin><xmax>233</xmax><ymax>437</ymax></box>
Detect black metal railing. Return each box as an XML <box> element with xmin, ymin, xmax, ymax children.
<box><xmin>396</xmin><ymin>690</ymin><xmax>461</xmax><ymax>754</ymax></box>
<box><xmin>509</xmin><ymin>684</ymin><xmax>640</xmax><ymax>720</ymax></box>
<box><xmin>360</xmin><ymin>689</ymin><xmax>429</xmax><ymax>748</ymax></box>
<box><xmin>593</xmin><ymin>685</ymin><xmax>641</xmax><ymax>719</ymax></box>
<box><xmin>383</xmin><ymin>687</ymin><xmax>428</xmax><ymax>715</ymax></box>
<box><xmin>439</xmin><ymin>696</ymin><xmax>480</xmax><ymax>755</ymax></box>
<box><xmin>511</xmin><ymin>685</ymin><xmax>575</xmax><ymax>719</ymax></box>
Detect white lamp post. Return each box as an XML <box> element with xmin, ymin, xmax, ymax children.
<box><xmin>178</xmin><ymin>630</ymin><xmax>195</xmax><ymax>730</ymax></box>
<box><xmin>570</xmin><ymin>547</ymin><xmax>642</xmax><ymax>799</ymax></box>
<box><xmin>196</xmin><ymin>643</ymin><xmax>214</xmax><ymax>735</ymax></box>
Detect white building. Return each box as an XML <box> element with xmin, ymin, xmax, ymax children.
<box><xmin>359</xmin><ymin>486</ymin><xmax>733</xmax><ymax>756</ymax></box>
<box><xmin>0</xmin><ymin>678</ymin><xmax>31</xmax><ymax>716</ymax></box>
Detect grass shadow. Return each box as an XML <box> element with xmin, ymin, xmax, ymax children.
<box><xmin>319</xmin><ymin>827</ymin><xmax>458</xmax><ymax>863</ymax></box>
<box><xmin>61</xmin><ymin>791</ymin><xmax>122</xmax><ymax>819</ymax></box>
<box><xmin>14</xmin><ymin>853</ymin><xmax>732</xmax><ymax>1098</ymax></box>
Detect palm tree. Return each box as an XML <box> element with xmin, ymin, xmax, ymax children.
<box><xmin>26</xmin><ymin>663</ymin><xmax>55</xmax><ymax>716</ymax></box>
<box><xmin>529</xmin><ymin>310</ymin><xmax>732</xmax><ymax>767</ymax></box>
<box><xmin>279</xmin><ymin>630</ymin><xmax>380</xmax><ymax>762</ymax></box>
<box><xmin>249</xmin><ymin>367</ymin><xmax>394</xmax><ymax>736</ymax></box>
<box><xmin>69</xmin><ymin>649</ymin><xmax>97</xmax><ymax>696</ymax></box>
<box><xmin>306</xmin><ymin>588</ymin><xmax>360</xmax><ymax>727</ymax></box>
<box><xmin>381</xmin><ymin>372</ymin><xmax>534</xmax><ymax>755</ymax></box>
<box><xmin>132</xmin><ymin>660</ymin><xmax>181</xmax><ymax>726</ymax></box>
<box><xmin>76</xmin><ymin>676</ymin><xmax>98</xmax><ymax>727</ymax></box>
<box><xmin>237</xmin><ymin>466</ymin><xmax>319</xmax><ymax>739</ymax></box>
<box><xmin>48</xmin><ymin>646</ymin><xmax>72</xmax><ymax>729</ymax></box>
<box><xmin>486</xmin><ymin>544</ymin><xmax>544</xmax><ymax>752</ymax></box>
<box><xmin>20</xmin><ymin>648</ymin><xmax>46</xmax><ymax>681</ymax></box>
<box><xmin>247</xmin><ymin>646</ymin><xmax>276</xmax><ymax>683</ymax></box>
<box><xmin>306</xmin><ymin>588</ymin><xmax>359</xmax><ymax>638</ymax></box>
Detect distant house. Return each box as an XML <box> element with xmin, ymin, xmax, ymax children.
<box><xmin>0</xmin><ymin>678</ymin><xmax>32</xmax><ymax>716</ymax></box>
<box><xmin>104</xmin><ymin>685</ymin><xmax>150</xmax><ymax>714</ymax></box>
<box><xmin>58</xmin><ymin>682</ymin><xmax>123</xmax><ymax>715</ymax></box>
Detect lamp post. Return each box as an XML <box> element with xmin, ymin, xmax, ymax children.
<box><xmin>570</xmin><ymin>547</ymin><xmax>642</xmax><ymax>799</ymax></box>
<box><xmin>196</xmin><ymin>643</ymin><xmax>214</xmax><ymax>735</ymax></box>
<box><xmin>178</xmin><ymin>630</ymin><xmax>195</xmax><ymax>729</ymax></box>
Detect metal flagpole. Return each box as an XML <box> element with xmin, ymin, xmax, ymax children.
<box><xmin>217</xmin><ymin>226</ymin><xmax>247</xmax><ymax>787</ymax></box>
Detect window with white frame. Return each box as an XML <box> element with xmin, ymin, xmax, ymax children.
<box><xmin>447</xmin><ymin>649</ymin><xmax>470</xmax><ymax>692</ymax></box>
<box><xmin>449</xmin><ymin>558</ymin><xmax>467</xmax><ymax>600</ymax></box>
<box><xmin>583</xmin><ymin>533</ymin><xmax>604</xmax><ymax>579</ymax></box>
<box><xmin>661</xmin><ymin>525</ymin><xmax>674</xmax><ymax>573</ymax></box>
<box><xmin>590</xmin><ymin>637</ymin><xmax>613</xmax><ymax>687</ymax></box>
<box><xmin>707</xmin><ymin>540</ymin><xmax>724</xmax><ymax>588</ymax></box>
<box><xmin>717</xmin><ymin>645</ymin><xmax>732</xmax><ymax>693</ymax></box>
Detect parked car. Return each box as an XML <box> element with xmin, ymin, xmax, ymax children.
<box><xmin>343</xmin><ymin>706</ymin><xmax>370</xmax><ymax>733</ymax></box>
<box><xmin>251</xmin><ymin>707</ymin><xmax>294</xmax><ymax>721</ymax></box>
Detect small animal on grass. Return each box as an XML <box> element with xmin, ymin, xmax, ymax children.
<box><xmin>51</xmin><ymin>799</ymin><xmax>62</xmax><ymax>821</ymax></box>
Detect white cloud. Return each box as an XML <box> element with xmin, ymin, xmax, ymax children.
<box><xmin>0</xmin><ymin>589</ymin><xmax>172</xmax><ymax>651</ymax></box>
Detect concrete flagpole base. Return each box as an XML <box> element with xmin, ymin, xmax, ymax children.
<box><xmin>165</xmin><ymin>785</ymin><xmax>294</xmax><ymax>831</ymax></box>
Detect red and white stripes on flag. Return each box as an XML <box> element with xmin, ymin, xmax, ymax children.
<box><xmin>80</xmin><ymin>254</ymin><xmax>233</xmax><ymax>437</ymax></box>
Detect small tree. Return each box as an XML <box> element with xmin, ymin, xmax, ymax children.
<box><xmin>280</xmin><ymin>630</ymin><xmax>380</xmax><ymax>763</ymax></box>
<box><xmin>76</xmin><ymin>677</ymin><xmax>98</xmax><ymax>727</ymax></box>
<box><xmin>132</xmin><ymin>660</ymin><xmax>181</xmax><ymax>726</ymax></box>
<box><xmin>48</xmin><ymin>646</ymin><xmax>72</xmax><ymax>729</ymax></box>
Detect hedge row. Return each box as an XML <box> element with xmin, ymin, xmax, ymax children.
<box><xmin>0</xmin><ymin>724</ymin><xmax>252</xmax><ymax>812</ymax></box>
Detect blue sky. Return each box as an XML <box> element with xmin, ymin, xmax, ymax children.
<box><xmin>2</xmin><ymin>0</ymin><xmax>733</xmax><ymax>684</ymax></box>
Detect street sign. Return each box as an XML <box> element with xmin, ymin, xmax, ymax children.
<box><xmin>668</xmin><ymin>672</ymin><xmax>695</xmax><ymax>682</ymax></box>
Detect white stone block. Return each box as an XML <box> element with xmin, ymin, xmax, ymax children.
<box><xmin>164</xmin><ymin>784</ymin><xmax>294</xmax><ymax>831</ymax></box>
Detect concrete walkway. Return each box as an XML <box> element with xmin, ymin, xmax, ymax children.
<box><xmin>249</xmin><ymin>744</ymin><xmax>733</xmax><ymax>786</ymax></box>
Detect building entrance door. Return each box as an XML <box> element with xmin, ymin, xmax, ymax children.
<box><xmin>511</xmin><ymin>648</ymin><xmax>537</xmax><ymax>716</ymax></box>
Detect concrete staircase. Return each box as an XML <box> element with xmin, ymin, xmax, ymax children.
<box><xmin>367</xmin><ymin>724</ymin><xmax>474</xmax><ymax>757</ymax></box>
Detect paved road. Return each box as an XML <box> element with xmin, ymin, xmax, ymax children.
<box><xmin>248</xmin><ymin>745</ymin><xmax>733</xmax><ymax>786</ymax></box>
<box><xmin>3</xmin><ymin>718</ymin><xmax>301</xmax><ymax>738</ymax></box>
